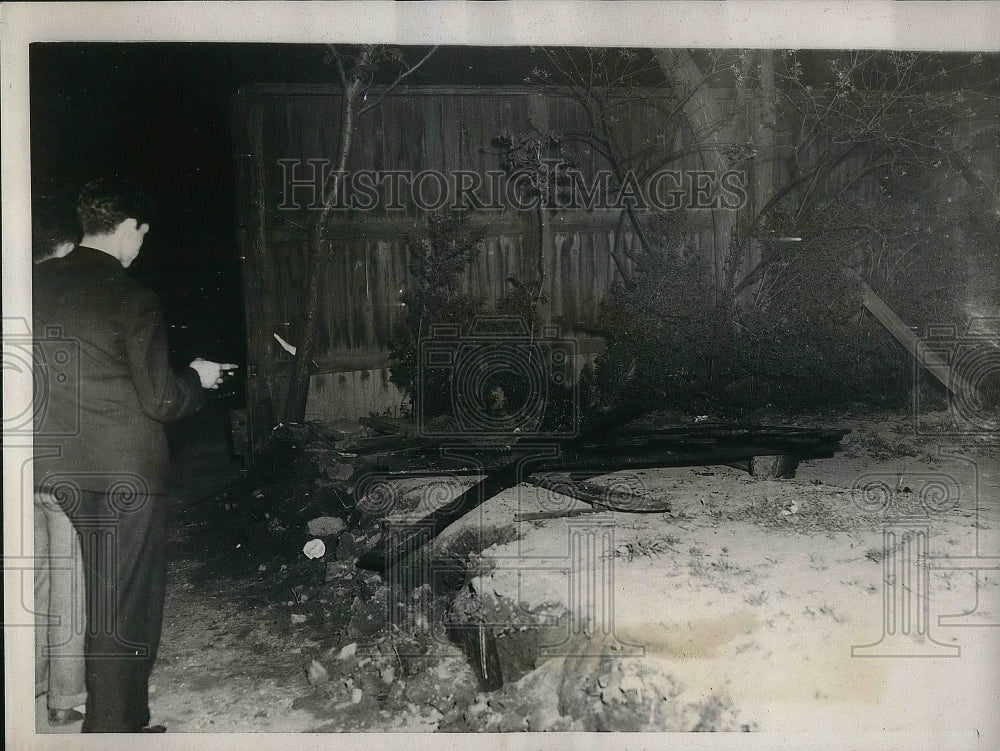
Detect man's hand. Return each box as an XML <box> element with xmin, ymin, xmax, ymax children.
<box><xmin>189</xmin><ymin>358</ymin><xmax>239</xmax><ymax>390</ymax></box>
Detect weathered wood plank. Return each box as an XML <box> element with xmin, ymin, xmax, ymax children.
<box><xmin>235</xmin><ymin>94</ymin><xmax>279</xmax><ymax>453</ymax></box>
<box><xmin>854</xmin><ymin>272</ymin><xmax>978</xmax><ymax>399</ymax></box>
<box><xmin>525</xmin><ymin>474</ymin><xmax>671</xmax><ymax>513</ymax></box>
<box><xmin>358</xmin><ymin>416</ymin><xmax>418</xmax><ymax>438</ymax></box>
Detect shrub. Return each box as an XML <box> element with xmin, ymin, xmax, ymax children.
<box><xmin>588</xmin><ymin>187</ymin><xmax>996</xmax><ymax>416</ymax></box>
<box><xmin>388</xmin><ymin>211</ymin><xmax>487</xmax><ymax>419</ymax></box>
<box><xmin>388</xmin><ymin>212</ymin><xmax>578</xmax><ymax>434</ymax></box>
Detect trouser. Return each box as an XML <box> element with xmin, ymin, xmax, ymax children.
<box><xmin>63</xmin><ymin>487</ymin><xmax>168</xmax><ymax>733</ymax></box>
<box><xmin>34</xmin><ymin>491</ymin><xmax>88</xmax><ymax>710</ymax></box>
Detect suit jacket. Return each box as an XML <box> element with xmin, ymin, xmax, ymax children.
<box><xmin>33</xmin><ymin>246</ymin><xmax>204</xmax><ymax>498</ymax></box>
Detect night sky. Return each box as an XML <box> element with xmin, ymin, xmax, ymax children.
<box><xmin>31</xmin><ymin>44</ymin><xmax>333</xmax><ymax>367</ymax></box>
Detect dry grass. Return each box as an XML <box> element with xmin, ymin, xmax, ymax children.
<box><xmin>730</xmin><ymin>487</ymin><xmax>883</xmax><ymax>533</ymax></box>
<box><xmin>613</xmin><ymin>534</ymin><xmax>681</xmax><ymax>561</ymax></box>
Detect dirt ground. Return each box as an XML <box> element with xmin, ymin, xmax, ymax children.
<box><xmin>36</xmin><ymin>405</ymin><xmax>1000</xmax><ymax>743</ymax></box>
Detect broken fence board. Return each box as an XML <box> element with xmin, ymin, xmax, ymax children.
<box><xmin>850</xmin><ymin>270</ymin><xmax>978</xmax><ymax>400</ymax></box>
<box><xmin>525</xmin><ymin>474</ymin><xmax>671</xmax><ymax>513</ymax></box>
<box><xmin>358</xmin><ymin>416</ymin><xmax>419</xmax><ymax>438</ymax></box>
<box><xmin>335</xmin><ymin>434</ymin><xmax>427</xmax><ymax>453</ymax></box>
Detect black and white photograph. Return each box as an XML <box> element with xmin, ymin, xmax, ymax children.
<box><xmin>3</xmin><ymin>3</ymin><xmax>999</xmax><ymax>749</ymax></box>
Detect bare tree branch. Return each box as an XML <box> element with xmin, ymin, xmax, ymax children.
<box><xmin>358</xmin><ymin>45</ymin><xmax>439</xmax><ymax>116</ymax></box>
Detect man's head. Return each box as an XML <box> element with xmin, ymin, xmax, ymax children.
<box><xmin>76</xmin><ymin>178</ymin><xmax>152</xmax><ymax>268</ymax></box>
<box><xmin>32</xmin><ymin>193</ymin><xmax>80</xmax><ymax>264</ymax></box>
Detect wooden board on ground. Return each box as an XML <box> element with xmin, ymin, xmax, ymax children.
<box><xmin>352</xmin><ymin>419</ymin><xmax>850</xmax><ymax>570</ymax></box>
<box><xmin>358</xmin><ymin>416</ymin><xmax>419</xmax><ymax>439</ymax></box>
<box><xmin>525</xmin><ymin>474</ymin><xmax>671</xmax><ymax>513</ymax></box>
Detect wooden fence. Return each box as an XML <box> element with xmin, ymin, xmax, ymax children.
<box><xmin>233</xmin><ymin>82</ymin><xmax>997</xmax><ymax>438</ymax></box>
<box><xmin>234</xmin><ymin>84</ymin><xmax>728</xmax><ymax>429</ymax></box>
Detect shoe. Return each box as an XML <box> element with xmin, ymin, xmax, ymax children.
<box><xmin>140</xmin><ymin>725</ymin><xmax>167</xmax><ymax>733</ymax></box>
<box><xmin>47</xmin><ymin>708</ymin><xmax>85</xmax><ymax>726</ymax></box>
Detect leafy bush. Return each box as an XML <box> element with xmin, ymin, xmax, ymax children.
<box><xmin>388</xmin><ymin>212</ymin><xmax>578</xmax><ymax>433</ymax></box>
<box><xmin>591</xmin><ymin>216</ymin><xmax>741</xmax><ymax>411</ymax></box>
<box><xmin>587</xmin><ymin>191</ymin><xmax>994</xmax><ymax>415</ymax></box>
<box><xmin>388</xmin><ymin>211</ymin><xmax>487</xmax><ymax>419</ymax></box>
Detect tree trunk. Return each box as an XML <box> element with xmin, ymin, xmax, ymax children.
<box><xmin>744</xmin><ymin>50</ymin><xmax>776</xmax><ymax>302</ymax></box>
<box><xmin>284</xmin><ymin>79</ymin><xmax>360</xmax><ymax>423</ymax></box>
<box><xmin>655</xmin><ymin>50</ymin><xmax>736</xmax><ymax>291</ymax></box>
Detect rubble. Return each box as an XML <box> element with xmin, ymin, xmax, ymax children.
<box><xmin>307</xmin><ymin>516</ymin><xmax>347</xmax><ymax>537</ymax></box>
<box><xmin>306</xmin><ymin>659</ymin><xmax>330</xmax><ymax>686</ymax></box>
<box><xmin>180</xmin><ymin>413</ymin><xmax>849</xmax><ymax>731</ymax></box>
<box><xmin>302</xmin><ymin>539</ymin><xmax>326</xmax><ymax>559</ymax></box>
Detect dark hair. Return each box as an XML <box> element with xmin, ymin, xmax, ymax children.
<box><xmin>75</xmin><ymin>178</ymin><xmax>151</xmax><ymax>236</ymax></box>
<box><xmin>32</xmin><ymin>192</ymin><xmax>80</xmax><ymax>262</ymax></box>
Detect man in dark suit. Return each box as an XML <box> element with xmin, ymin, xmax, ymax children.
<box><xmin>33</xmin><ymin>178</ymin><xmax>236</xmax><ymax>733</ymax></box>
